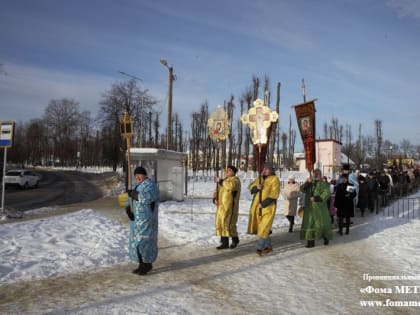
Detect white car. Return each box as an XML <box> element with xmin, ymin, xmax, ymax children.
<box><xmin>4</xmin><ymin>169</ymin><xmax>40</xmax><ymax>189</ymax></box>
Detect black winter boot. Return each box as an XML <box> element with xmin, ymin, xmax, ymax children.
<box><xmin>132</xmin><ymin>251</ymin><xmax>144</xmax><ymax>274</ymax></box>
<box><xmin>138</xmin><ymin>263</ymin><xmax>153</xmax><ymax>275</ymax></box>
<box><xmin>306</xmin><ymin>240</ymin><xmax>315</xmax><ymax>248</ymax></box>
<box><xmin>345</xmin><ymin>218</ymin><xmax>350</xmax><ymax>235</ymax></box>
<box><xmin>217</xmin><ymin>237</ymin><xmax>229</xmax><ymax>249</ymax></box>
<box><xmin>230</xmin><ymin>236</ymin><xmax>239</xmax><ymax>249</ymax></box>
<box><xmin>287</xmin><ymin>215</ymin><xmax>294</xmax><ymax>232</ymax></box>
<box><xmin>338</xmin><ymin>217</ymin><xmax>343</xmax><ymax>236</ymax></box>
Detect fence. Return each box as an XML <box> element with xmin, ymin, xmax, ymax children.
<box><xmin>381</xmin><ymin>197</ymin><xmax>420</xmax><ymax>219</ymax></box>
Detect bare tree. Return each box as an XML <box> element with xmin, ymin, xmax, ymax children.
<box><xmin>375</xmin><ymin>119</ymin><xmax>383</xmax><ymax>169</ymax></box>
<box><xmin>190</xmin><ymin>102</ymin><xmax>209</xmax><ymax>175</ymax></box>
<box><xmin>25</xmin><ymin>119</ymin><xmax>48</xmax><ymax>165</ymax></box>
<box><xmin>44</xmin><ymin>98</ymin><xmax>81</xmax><ymax>166</ymax></box>
<box><xmin>226</xmin><ymin>96</ymin><xmax>235</xmax><ymax>166</ymax></box>
<box><xmin>242</xmin><ymin>87</ymin><xmax>253</xmax><ymax>172</ymax></box>
<box><xmin>237</xmin><ymin>99</ymin><xmax>244</xmax><ymax>170</ymax></box>
<box><xmin>97</xmin><ymin>79</ymin><xmax>157</xmax><ymax>170</ymax></box>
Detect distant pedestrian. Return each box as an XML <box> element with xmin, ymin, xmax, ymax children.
<box><xmin>282</xmin><ymin>174</ymin><xmax>302</xmax><ymax>233</ymax></box>
<box><xmin>213</xmin><ymin>165</ymin><xmax>241</xmax><ymax>249</ymax></box>
<box><xmin>334</xmin><ymin>173</ymin><xmax>356</xmax><ymax>235</ymax></box>
<box><xmin>126</xmin><ymin>166</ymin><xmax>160</xmax><ymax>275</ymax></box>
<box><xmin>247</xmin><ymin>164</ymin><xmax>280</xmax><ymax>256</ymax></box>
<box><xmin>329</xmin><ymin>178</ymin><xmax>337</xmax><ymax>224</ymax></box>
<box><xmin>378</xmin><ymin>170</ymin><xmax>390</xmax><ymax>207</ymax></box>
<box><xmin>367</xmin><ymin>171</ymin><xmax>379</xmax><ymax>213</ymax></box>
<box><xmin>357</xmin><ymin>175</ymin><xmax>368</xmax><ymax>217</ymax></box>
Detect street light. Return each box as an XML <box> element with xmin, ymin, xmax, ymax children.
<box><xmin>160</xmin><ymin>59</ymin><xmax>176</xmax><ymax>150</ymax></box>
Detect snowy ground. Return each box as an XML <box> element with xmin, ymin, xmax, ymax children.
<box><xmin>0</xmin><ymin>171</ymin><xmax>420</xmax><ymax>315</ymax></box>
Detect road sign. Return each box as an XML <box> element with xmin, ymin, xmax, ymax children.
<box><xmin>0</xmin><ymin>121</ymin><xmax>15</xmax><ymax>148</ymax></box>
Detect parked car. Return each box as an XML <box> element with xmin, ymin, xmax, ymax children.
<box><xmin>4</xmin><ymin>169</ymin><xmax>40</xmax><ymax>189</ymax></box>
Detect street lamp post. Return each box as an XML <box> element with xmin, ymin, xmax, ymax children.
<box><xmin>160</xmin><ymin>59</ymin><xmax>175</xmax><ymax>150</ymax></box>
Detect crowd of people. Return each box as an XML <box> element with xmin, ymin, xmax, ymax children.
<box><xmin>122</xmin><ymin>162</ymin><xmax>419</xmax><ymax>276</ymax></box>
<box><xmin>212</xmin><ymin>162</ymin><xmax>420</xmax><ymax>255</ymax></box>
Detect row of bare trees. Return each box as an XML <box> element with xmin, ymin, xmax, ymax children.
<box><xmin>4</xmin><ymin>76</ymin><xmax>419</xmax><ymax>172</ymax></box>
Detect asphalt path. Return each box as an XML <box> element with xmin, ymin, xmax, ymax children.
<box><xmin>2</xmin><ymin>169</ymin><xmax>114</xmax><ymax>213</ymax></box>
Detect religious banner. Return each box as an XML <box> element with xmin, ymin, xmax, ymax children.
<box><xmin>208</xmin><ymin>106</ymin><xmax>229</xmax><ymax>203</ymax></box>
<box><xmin>208</xmin><ymin>106</ymin><xmax>229</xmax><ymax>143</ymax></box>
<box><xmin>293</xmin><ymin>99</ymin><xmax>317</xmax><ymax>172</ymax></box>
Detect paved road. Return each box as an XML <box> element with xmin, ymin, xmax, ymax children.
<box><xmin>2</xmin><ymin>169</ymin><xmax>116</xmax><ymax>213</ymax></box>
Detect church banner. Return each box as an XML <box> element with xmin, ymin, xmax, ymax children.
<box><xmin>293</xmin><ymin>100</ymin><xmax>316</xmax><ymax>172</ymax></box>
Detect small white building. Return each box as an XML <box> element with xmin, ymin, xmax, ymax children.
<box><xmin>296</xmin><ymin>139</ymin><xmax>344</xmax><ymax>179</ymax></box>
<box><xmin>129</xmin><ymin>148</ymin><xmax>187</xmax><ymax>201</ymax></box>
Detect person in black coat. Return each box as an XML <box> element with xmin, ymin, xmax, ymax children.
<box><xmin>334</xmin><ymin>173</ymin><xmax>357</xmax><ymax>235</ymax></box>
<box><xmin>357</xmin><ymin>175</ymin><xmax>369</xmax><ymax>217</ymax></box>
<box><xmin>367</xmin><ymin>172</ymin><xmax>379</xmax><ymax>214</ymax></box>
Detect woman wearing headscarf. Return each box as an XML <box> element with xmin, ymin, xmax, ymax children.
<box><xmin>282</xmin><ymin>174</ymin><xmax>302</xmax><ymax>233</ymax></box>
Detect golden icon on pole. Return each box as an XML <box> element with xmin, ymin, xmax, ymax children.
<box><xmin>208</xmin><ymin>106</ymin><xmax>229</xmax><ymax>203</ymax></box>
<box><xmin>208</xmin><ymin>106</ymin><xmax>229</xmax><ymax>143</ymax></box>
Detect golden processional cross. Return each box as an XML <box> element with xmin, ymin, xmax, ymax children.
<box><xmin>241</xmin><ymin>98</ymin><xmax>278</xmax><ymax>216</ymax></box>
<box><xmin>240</xmin><ymin>98</ymin><xmax>278</xmax><ymax>145</ymax></box>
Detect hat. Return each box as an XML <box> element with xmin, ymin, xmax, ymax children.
<box><xmin>134</xmin><ymin>166</ymin><xmax>147</xmax><ymax>176</ymax></box>
<box><xmin>263</xmin><ymin>163</ymin><xmax>275</xmax><ymax>170</ymax></box>
<box><xmin>227</xmin><ymin>165</ymin><xmax>238</xmax><ymax>174</ymax></box>
<box><xmin>341</xmin><ymin>173</ymin><xmax>349</xmax><ymax>179</ymax></box>
<box><xmin>342</xmin><ymin>163</ymin><xmax>350</xmax><ymax>171</ymax></box>
<box><xmin>287</xmin><ymin>174</ymin><xmax>295</xmax><ymax>181</ymax></box>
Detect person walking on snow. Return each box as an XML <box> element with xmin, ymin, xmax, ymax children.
<box><xmin>334</xmin><ymin>173</ymin><xmax>356</xmax><ymax>235</ymax></box>
<box><xmin>247</xmin><ymin>164</ymin><xmax>280</xmax><ymax>256</ymax></box>
<box><xmin>126</xmin><ymin>166</ymin><xmax>160</xmax><ymax>275</ymax></box>
<box><xmin>282</xmin><ymin>174</ymin><xmax>302</xmax><ymax>233</ymax></box>
<box><xmin>300</xmin><ymin>168</ymin><xmax>333</xmax><ymax>248</ymax></box>
<box><xmin>213</xmin><ymin>165</ymin><xmax>241</xmax><ymax>249</ymax></box>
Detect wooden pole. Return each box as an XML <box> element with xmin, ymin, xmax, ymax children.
<box><xmin>258</xmin><ymin>144</ymin><xmax>263</xmax><ymax>217</ymax></box>
<box><xmin>215</xmin><ymin>141</ymin><xmax>220</xmax><ymax>203</ymax></box>
<box><xmin>126</xmin><ymin>136</ymin><xmax>134</xmax><ymax>213</ymax></box>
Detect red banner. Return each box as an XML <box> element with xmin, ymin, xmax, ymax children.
<box><xmin>294</xmin><ymin>100</ymin><xmax>316</xmax><ymax>172</ymax></box>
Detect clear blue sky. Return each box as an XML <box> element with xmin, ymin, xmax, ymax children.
<box><xmin>1</xmin><ymin>0</ymin><xmax>419</xmax><ymax>148</ymax></box>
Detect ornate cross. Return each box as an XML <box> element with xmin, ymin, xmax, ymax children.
<box><xmin>241</xmin><ymin>98</ymin><xmax>278</xmax><ymax>145</ymax></box>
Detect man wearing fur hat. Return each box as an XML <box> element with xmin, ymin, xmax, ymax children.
<box><xmin>247</xmin><ymin>163</ymin><xmax>280</xmax><ymax>255</ymax></box>
<box><xmin>126</xmin><ymin>166</ymin><xmax>160</xmax><ymax>275</ymax></box>
<box><xmin>282</xmin><ymin>174</ymin><xmax>302</xmax><ymax>233</ymax></box>
<box><xmin>213</xmin><ymin>165</ymin><xmax>241</xmax><ymax>249</ymax></box>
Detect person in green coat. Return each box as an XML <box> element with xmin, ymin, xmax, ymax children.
<box><xmin>300</xmin><ymin>168</ymin><xmax>333</xmax><ymax>248</ymax></box>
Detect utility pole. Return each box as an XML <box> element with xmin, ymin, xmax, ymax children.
<box><xmin>301</xmin><ymin>78</ymin><xmax>306</xmax><ymax>103</ymax></box>
<box><xmin>160</xmin><ymin>59</ymin><xmax>176</xmax><ymax>150</ymax></box>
